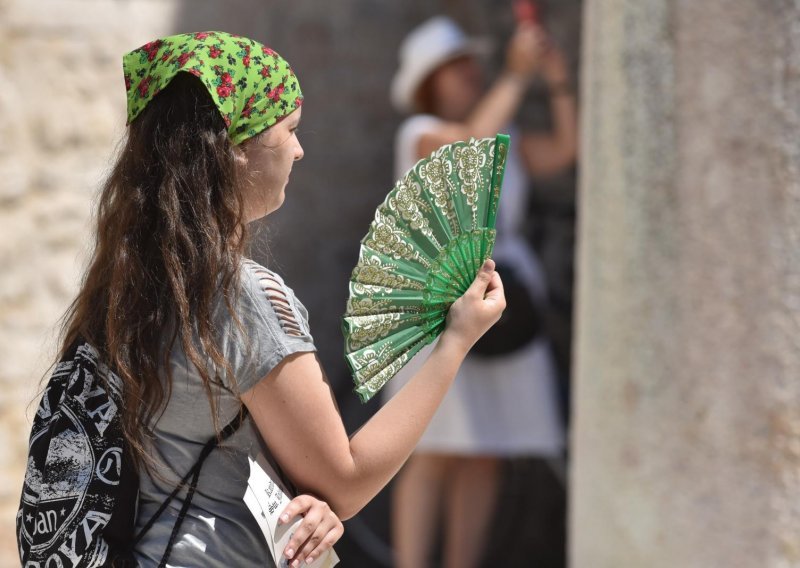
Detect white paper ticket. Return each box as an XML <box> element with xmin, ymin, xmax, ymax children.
<box><xmin>244</xmin><ymin>454</ymin><xmax>339</xmax><ymax>568</ymax></box>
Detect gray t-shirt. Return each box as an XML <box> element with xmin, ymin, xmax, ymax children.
<box><xmin>133</xmin><ymin>259</ymin><xmax>316</xmax><ymax>567</ymax></box>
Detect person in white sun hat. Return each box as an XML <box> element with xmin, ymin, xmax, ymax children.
<box><xmin>383</xmin><ymin>14</ymin><xmax>578</xmax><ymax>568</ymax></box>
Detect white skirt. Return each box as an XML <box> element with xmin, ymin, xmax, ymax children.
<box><xmin>383</xmin><ymin>337</ymin><xmax>565</xmax><ymax>456</ymax></box>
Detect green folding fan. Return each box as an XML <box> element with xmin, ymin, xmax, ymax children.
<box><xmin>343</xmin><ymin>134</ymin><xmax>510</xmax><ymax>402</ymax></box>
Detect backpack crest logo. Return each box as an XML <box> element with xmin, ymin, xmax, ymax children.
<box><xmin>16</xmin><ymin>342</ymin><xmax>137</xmax><ymax>567</ymax></box>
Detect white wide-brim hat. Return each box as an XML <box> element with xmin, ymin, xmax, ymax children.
<box><xmin>391</xmin><ymin>16</ymin><xmax>491</xmax><ymax>114</ymax></box>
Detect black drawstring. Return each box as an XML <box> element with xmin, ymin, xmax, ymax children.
<box><xmin>158</xmin><ymin>465</ymin><xmax>202</xmax><ymax>568</ymax></box>
<box><xmin>132</xmin><ymin>408</ymin><xmax>249</xmax><ymax>566</ymax></box>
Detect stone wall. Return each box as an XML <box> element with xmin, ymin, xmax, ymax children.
<box><xmin>571</xmin><ymin>0</ymin><xmax>800</xmax><ymax>565</ymax></box>
<box><xmin>0</xmin><ymin>1</ymin><xmax>184</xmax><ymax>562</ymax></box>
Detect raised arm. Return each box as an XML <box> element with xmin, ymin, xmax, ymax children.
<box><xmin>241</xmin><ymin>260</ymin><xmax>505</xmax><ymax>519</ymax></box>
<box><xmin>520</xmin><ymin>45</ymin><xmax>579</xmax><ymax>177</ymax></box>
<box><xmin>416</xmin><ymin>24</ymin><xmax>545</xmax><ymax>158</ymax></box>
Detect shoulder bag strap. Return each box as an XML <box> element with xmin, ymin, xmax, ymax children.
<box><xmin>132</xmin><ymin>407</ymin><xmax>249</xmax><ymax>566</ymax></box>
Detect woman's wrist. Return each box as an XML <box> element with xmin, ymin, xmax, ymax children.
<box><xmin>500</xmin><ymin>69</ymin><xmax>533</xmax><ymax>89</ymax></box>
<box><xmin>436</xmin><ymin>329</ymin><xmax>473</xmax><ymax>360</ymax></box>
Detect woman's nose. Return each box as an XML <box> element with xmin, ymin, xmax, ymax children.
<box><xmin>294</xmin><ymin>142</ymin><xmax>304</xmax><ymax>161</ymax></box>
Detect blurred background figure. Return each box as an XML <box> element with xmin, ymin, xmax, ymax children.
<box><xmin>384</xmin><ymin>12</ymin><xmax>577</xmax><ymax>568</ymax></box>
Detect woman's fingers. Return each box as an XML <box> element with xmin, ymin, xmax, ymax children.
<box><xmin>301</xmin><ymin>519</ymin><xmax>344</xmax><ymax>566</ymax></box>
<box><xmin>466</xmin><ymin>259</ymin><xmax>505</xmax><ymax>310</ymax></box>
<box><xmin>279</xmin><ymin>494</ymin><xmax>314</xmax><ymax>526</ymax></box>
<box><xmin>443</xmin><ymin>258</ymin><xmax>507</xmax><ymax>349</ymax></box>
<box><xmin>280</xmin><ymin>496</ymin><xmax>344</xmax><ymax>566</ymax></box>
<box><xmin>290</xmin><ymin>513</ymin><xmax>343</xmax><ymax>566</ymax></box>
<box><xmin>484</xmin><ymin>269</ymin><xmax>506</xmax><ymax>307</ymax></box>
<box><xmin>283</xmin><ymin>504</ymin><xmax>323</xmax><ymax>564</ymax></box>
<box><xmin>281</xmin><ymin>495</ymin><xmax>322</xmax><ymax>560</ymax></box>
<box><xmin>465</xmin><ymin>259</ymin><xmax>496</xmax><ymax>299</ymax></box>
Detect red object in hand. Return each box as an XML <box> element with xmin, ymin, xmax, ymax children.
<box><xmin>513</xmin><ymin>0</ymin><xmax>541</xmax><ymax>25</ymax></box>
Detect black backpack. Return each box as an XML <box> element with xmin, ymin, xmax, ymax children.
<box><xmin>16</xmin><ymin>340</ymin><xmax>245</xmax><ymax>567</ymax></box>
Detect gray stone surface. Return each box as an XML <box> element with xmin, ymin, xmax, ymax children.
<box><xmin>572</xmin><ymin>0</ymin><xmax>800</xmax><ymax>565</ymax></box>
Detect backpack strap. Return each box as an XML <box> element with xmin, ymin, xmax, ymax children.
<box><xmin>132</xmin><ymin>407</ymin><xmax>249</xmax><ymax>566</ymax></box>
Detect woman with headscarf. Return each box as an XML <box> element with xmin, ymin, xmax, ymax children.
<box><xmin>48</xmin><ymin>31</ymin><xmax>505</xmax><ymax>568</ymax></box>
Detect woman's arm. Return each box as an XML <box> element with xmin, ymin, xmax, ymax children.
<box><xmin>241</xmin><ymin>261</ymin><xmax>505</xmax><ymax>519</ymax></box>
<box><xmin>520</xmin><ymin>46</ymin><xmax>579</xmax><ymax>177</ymax></box>
<box><xmin>416</xmin><ymin>24</ymin><xmax>545</xmax><ymax>158</ymax></box>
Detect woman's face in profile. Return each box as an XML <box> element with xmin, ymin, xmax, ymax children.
<box><xmin>240</xmin><ymin>107</ymin><xmax>304</xmax><ymax>222</ymax></box>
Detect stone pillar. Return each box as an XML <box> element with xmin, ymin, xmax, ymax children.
<box><xmin>572</xmin><ymin>1</ymin><xmax>800</xmax><ymax>566</ymax></box>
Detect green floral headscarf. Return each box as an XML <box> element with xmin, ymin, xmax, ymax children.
<box><xmin>123</xmin><ymin>31</ymin><xmax>303</xmax><ymax>145</ymax></box>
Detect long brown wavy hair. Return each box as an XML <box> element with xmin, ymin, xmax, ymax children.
<box><xmin>59</xmin><ymin>72</ymin><xmax>253</xmax><ymax>471</ymax></box>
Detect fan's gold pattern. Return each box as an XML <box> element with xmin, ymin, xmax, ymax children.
<box><xmin>345</xmin><ymin>287</ymin><xmax>392</xmax><ymax>317</ymax></box>
<box><xmin>347</xmin><ymin>343</ymin><xmax>400</xmax><ymax>381</ymax></box>
<box><xmin>387</xmin><ymin>179</ymin><xmax>443</xmax><ymax>249</ymax></box>
<box><xmin>351</xmin><ymin>251</ymin><xmax>425</xmax><ymax>291</ymax></box>
<box><xmin>454</xmin><ymin>141</ymin><xmax>487</xmax><ymax>225</ymax></box>
<box><xmin>365</xmin><ymin>209</ymin><xmax>431</xmax><ymax>268</ymax></box>
<box><xmin>345</xmin><ymin>312</ymin><xmax>404</xmax><ymax>351</ymax></box>
<box><xmin>357</xmin><ymin>350</ymin><xmax>415</xmax><ymax>399</ymax></box>
<box><xmin>418</xmin><ymin>153</ymin><xmax>459</xmax><ymax>234</ymax></box>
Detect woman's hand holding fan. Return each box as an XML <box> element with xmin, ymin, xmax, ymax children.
<box><xmin>442</xmin><ymin>258</ymin><xmax>506</xmax><ymax>353</ymax></box>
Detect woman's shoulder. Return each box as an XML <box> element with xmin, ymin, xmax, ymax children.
<box><xmin>240</xmin><ymin>259</ymin><xmax>298</xmax><ymax>305</ymax></box>
<box><xmin>238</xmin><ymin>258</ymin><xmax>313</xmax><ymax>339</ymax></box>
<box><xmin>208</xmin><ymin>258</ymin><xmax>316</xmax><ymax>392</ymax></box>
<box><xmin>240</xmin><ymin>258</ymin><xmax>283</xmax><ymax>290</ymax></box>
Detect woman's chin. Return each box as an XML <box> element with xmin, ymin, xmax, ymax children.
<box><xmin>264</xmin><ymin>193</ymin><xmax>286</xmax><ymax>216</ymax></box>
